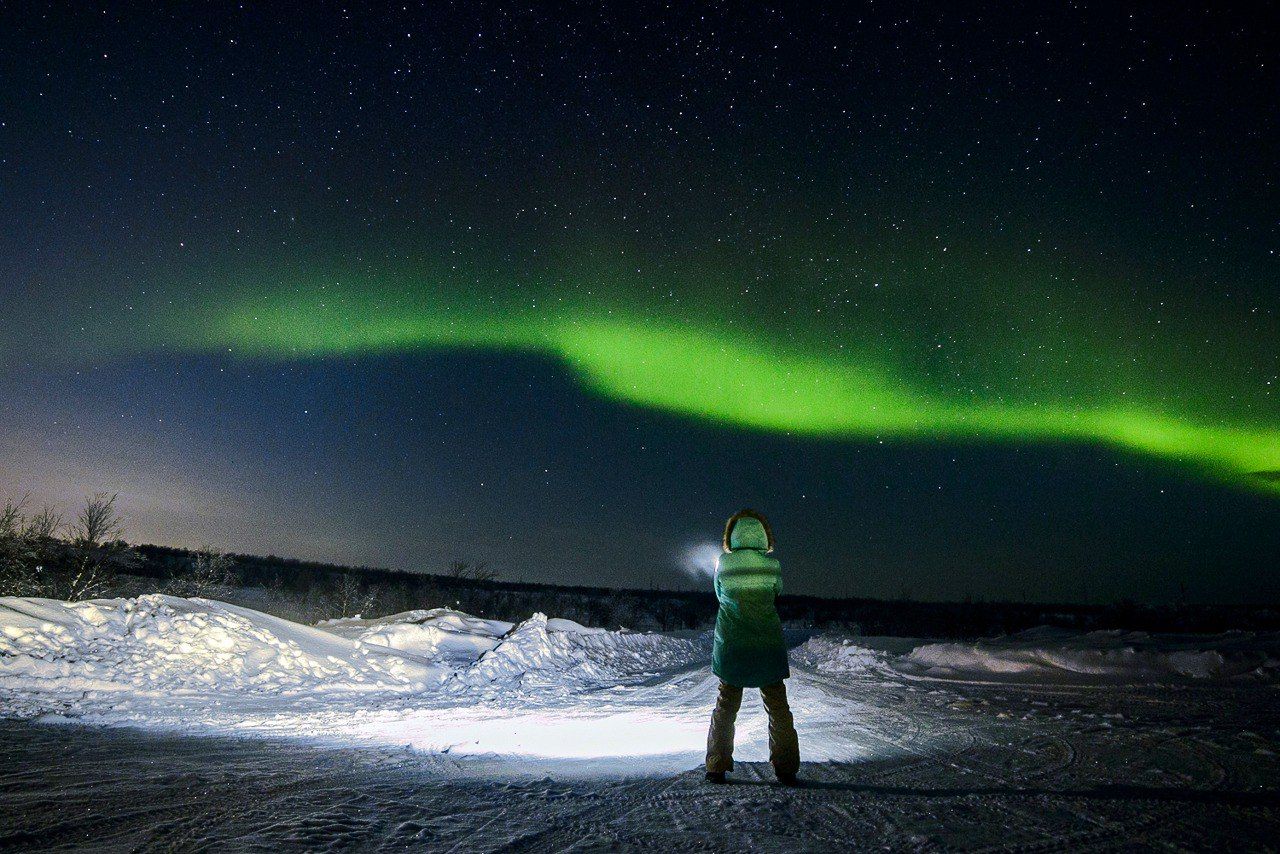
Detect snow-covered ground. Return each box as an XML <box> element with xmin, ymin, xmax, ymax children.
<box><xmin>801</xmin><ymin>626</ymin><xmax>1280</xmax><ymax>684</ymax></box>
<box><xmin>3</xmin><ymin>595</ymin><xmax>1279</xmax><ymax>850</ymax></box>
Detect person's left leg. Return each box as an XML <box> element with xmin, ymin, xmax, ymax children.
<box><xmin>705</xmin><ymin>681</ymin><xmax>744</xmax><ymax>775</ymax></box>
<box><xmin>760</xmin><ymin>681</ymin><xmax>800</xmax><ymax>780</ymax></box>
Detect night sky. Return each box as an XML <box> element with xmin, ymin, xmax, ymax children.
<box><xmin>2</xmin><ymin>3</ymin><xmax>1278</xmax><ymax>603</ymax></box>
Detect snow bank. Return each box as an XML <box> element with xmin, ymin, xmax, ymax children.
<box><xmin>0</xmin><ymin>596</ymin><xmax>450</xmax><ymax>702</ymax></box>
<box><xmin>324</xmin><ymin>609</ymin><xmax>515</xmax><ymax>665</ymax></box>
<box><xmin>317</xmin><ymin>609</ymin><xmax>695</xmax><ymax>682</ymax></box>
<box><xmin>797</xmin><ymin>635</ymin><xmax>896</xmax><ymax>676</ymax></box>
<box><xmin>467</xmin><ymin>612</ymin><xmax>702</xmax><ymax>688</ymax></box>
<box><xmin>801</xmin><ymin>626</ymin><xmax>1280</xmax><ymax>684</ymax></box>
<box><xmin>902</xmin><ymin>628</ymin><xmax>1280</xmax><ymax>683</ymax></box>
<box><xmin>0</xmin><ymin>596</ymin><xmax>704</xmax><ymax>719</ymax></box>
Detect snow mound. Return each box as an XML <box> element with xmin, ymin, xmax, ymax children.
<box><xmin>326</xmin><ymin>609</ymin><xmax>515</xmax><ymax>666</ymax></box>
<box><xmin>0</xmin><ymin>597</ymin><xmax>704</xmax><ymax>720</ymax></box>
<box><xmin>797</xmin><ymin>635</ymin><xmax>895</xmax><ymax>675</ymax></box>
<box><xmin>0</xmin><ymin>595</ymin><xmax>449</xmax><ymax>702</ymax></box>
<box><xmin>904</xmin><ymin>629</ymin><xmax>1280</xmax><ymax>683</ymax></box>
<box><xmin>321</xmin><ymin>609</ymin><xmax>697</xmax><ymax>681</ymax></box>
<box><xmin>545</xmin><ymin>617</ymin><xmax>609</xmax><ymax>635</ymax></box>
<box><xmin>467</xmin><ymin>613</ymin><xmax>703</xmax><ymax>688</ymax></box>
<box><xmin>798</xmin><ymin>626</ymin><xmax>1280</xmax><ymax>684</ymax></box>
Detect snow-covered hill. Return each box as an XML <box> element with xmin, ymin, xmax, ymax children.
<box><xmin>0</xmin><ymin>595</ymin><xmax>705</xmax><ymax>720</ymax></box>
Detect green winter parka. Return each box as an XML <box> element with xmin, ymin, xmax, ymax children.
<box><xmin>711</xmin><ymin>516</ymin><xmax>789</xmax><ymax>688</ymax></box>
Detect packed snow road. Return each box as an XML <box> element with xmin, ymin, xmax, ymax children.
<box><xmin>2</xmin><ymin>596</ymin><xmax>1279</xmax><ymax>851</ymax></box>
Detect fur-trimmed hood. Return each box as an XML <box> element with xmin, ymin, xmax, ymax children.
<box><xmin>722</xmin><ymin>509</ymin><xmax>775</xmax><ymax>553</ymax></box>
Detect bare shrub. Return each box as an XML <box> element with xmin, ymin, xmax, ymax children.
<box><xmin>0</xmin><ymin>498</ymin><xmax>41</xmax><ymax>597</ymax></box>
<box><xmin>446</xmin><ymin>560</ymin><xmax>499</xmax><ymax>582</ymax></box>
<box><xmin>0</xmin><ymin>496</ymin><xmax>64</xmax><ymax>597</ymax></box>
<box><xmin>24</xmin><ymin>505</ymin><xmax>64</xmax><ymax>540</ymax></box>
<box><xmin>330</xmin><ymin>571</ymin><xmax>375</xmax><ymax>619</ymax></box>
<box><xmin>72</xmin><ymin>492</ymin><xmax>123</xmax><ymax>548</ymax></box>
<box><xmin>164</xmin><ymin>547</ymin><xmax>236</xmax><ymax>598</ymax></box>
<box><xmin>56</xmin><ymin>493</ymin><xmax>138</xmax><ymax>601</ymax></box>
<box><xmin>0</xmin><ymin>497</ymin><xmax>25</xmax><ymax>537</ymax></box>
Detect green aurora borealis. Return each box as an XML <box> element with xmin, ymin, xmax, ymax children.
<box><xmin>102</xmin><ymin>251</ymin><xmax>1276</xmax><ymax>497</ymax></box>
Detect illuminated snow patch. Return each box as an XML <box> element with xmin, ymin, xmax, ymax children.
<box><xmin>347</xmin><ymin>709</ymin><xmax>707</xmax><ymax>760</ymax></box>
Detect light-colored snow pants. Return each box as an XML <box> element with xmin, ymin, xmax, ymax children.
<box><xmin>705</xmin><ymin>680</ymin><xmax>800</xmax><ymax>776</ymax></box>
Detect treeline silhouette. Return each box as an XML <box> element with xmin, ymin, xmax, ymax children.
<box><xmin>124</xmin><ymin>543</ymin><xmax>1280</xmax><ymax>637</ymax></box>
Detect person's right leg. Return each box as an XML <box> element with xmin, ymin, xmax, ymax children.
<box><xmin>705</xmin><ymin>681</ymin><xmax>744</xmax><ymax>775</ymax></box>
<box><xmin>761</xmin><ymin>681</ymin><xmax>800</xmax><ymax>781</ymax></box>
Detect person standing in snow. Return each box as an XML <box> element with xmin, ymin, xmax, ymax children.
<box><xmin>705</xmin><ymin>509</ymin><xmax>800</xmax><ymax>785</ymax></box>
